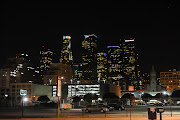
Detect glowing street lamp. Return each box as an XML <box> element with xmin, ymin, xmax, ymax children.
<box><xmin>163</xmin><ymin>91</ymin><xmax>167</xmax><ymax>95</ymax></box>
<box><xmin>23</xmin><ymin>97</ymin><xmax>28</xmax><ymax>102</ymax></box>
<box><xmin>5</xmin><ymin>94</ymin><xmax>8</xmax><ymax>97</ymax></box>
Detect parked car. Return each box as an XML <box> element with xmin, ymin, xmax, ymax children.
<box><xmin>147</xmin><ymin>101</ymin><xmax>164</xmax><ymax>106</ymax></box>
<box><xmin>100</xmin><ymin>104</ymin><xmax>114</xmax><ymax>111</ymax></box>
<box><xmin>154</xmin><ymin>102</ymin><xmax>164</xmax><ymax>106</ymax></box>
<box><xmin>108</xmin><ymin>103</ymin><xmax>125</xmax><ymax>111</ymax></box>
<box><xmin>147</xmin><ymin>102</ymin><xmax>155</xmax><ymax>106</ymax></box>
<box><xmin>82</xmin><ymin>105</ymin><xmax>109</xmax><ymax>113</ymax></box>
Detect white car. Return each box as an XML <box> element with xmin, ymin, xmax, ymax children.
<box><xmin>82</xmin><ymin>105</ymin><xmax>109</xmax><ymax>113</ymax></box>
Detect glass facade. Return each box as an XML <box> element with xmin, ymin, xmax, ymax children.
<box><xmin>107</xmin><ymin>46</ymin><xmax>123</xmax><ymax>83</ymax></box>
<box><xmin>60</xmin><ymin>36</ymin><xmax>73</xmax><ymax>66</ymax></box>
<box><xmin>120</xmin><ymin>39</ymin><xmax>139</xmax><ymax>90</ymax></box>
<box><xmin>39</xmin><ymin>46</ymin><xmax>53</xmax><ymax>73</ymax></box>
<box><xmin>67</xmin><ymin>84</ymin><xmax>100</xmax><ymax>97</ymax></box>
<box><xmin>82</xmin><ymin>34</ymin><xmax>97</xmax><ymax>83</ymax></box>
<box><xmin>97</xmin><ymin>52</ymin><xmax>107</xmax><ymax>83</ymax></box>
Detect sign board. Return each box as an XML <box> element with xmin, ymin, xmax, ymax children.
<box><xmin>129</xmin><ymin>86</ymin><xmax>134</xmax><ymax>91</ymax></box>
<box><xmin>148</xmin><ymin>107</ymin><xmax>157</xmax><ymax>120</ymax></box>
<box><xmin>157</xmin><ymin>107</ymin><xmax>164</xmax><ymax>113</ymax></box>
<box><xmin>20</xmin><ymin>89</ymin><xmax>27</xmax><ymax>96</ymax></box>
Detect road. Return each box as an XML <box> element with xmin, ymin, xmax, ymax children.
<box><xmin>0</xmin><ymin>106</ymin><xmax>180</xmax><ymax>118</ymax></box>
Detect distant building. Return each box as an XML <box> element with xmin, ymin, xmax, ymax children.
<box><xmin>39</xmin><ymin>46</ymin><xmax>53</xmax><ymax>74</ymax></box>
<box><xmin>73</xmin><ymin>63</ymin><xmax>83</xmax><ymax>83</ymax></box>
<box><xmin>65</xmin><ymin>84</ymin><xmax>121</xmax><ymax>99</ymax></box>
<box><xmin>120</xmin><ymin>39</ymin><xmax>139</xmax><ymax>90</ymax></box>
<box><xmin>0</xmin><ymin>57</ymin><xmax>31</xmax><ymax>88</ymax></box>
<box><xmin>0</xmin><ymin>83</ymin><xmax>53</xmax><ymax>106</ymax></box>
<box><xmin>97</xmin><ymin>52</ymin><xmax>108</xmax><ymax>83</ymax></box>
<box><xmin>138</xmin><ymin>72</ymin><xmax>150</xmax><ymax>90</ymax></box>
<box><xmin>147</xmin><ymin>66</ymin><xmax>157</xmax><ymax>92</ymax></box>
<box><xmin>146</xmin><ymin>66</ymin><xmax>166</xmax><ymax>93</ymax></box>
<box><xmin>60</xmin><ymin>36</ymin><xmax>73</xmax><ymax>66</ymax></box>
<box><xmin>107</xmin><ymin>46</ymin><xmax>123</xmax><ymax>85</ymax></box>
<box><xmin>160</xmin><ymin>69</ymin><xmax>180</xmax><ymax>91</ymax></box>
<box><xmin>43</xmin><ymin>63</ymin><xmax>73</xmax><ymax>85</ymax></box>
<box><xmin>16</xmin><ymin>53</ymin><xmax>29</xmax><ymax>61</ymax></box>
<box><xmin>82</xmin><ymin>34</ymin><xmax>98</xmax><ymax>83</ymax></box>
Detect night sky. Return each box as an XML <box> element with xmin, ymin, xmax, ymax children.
<box><xmin>2</xmin><ymin>1</ymin><xmax>179</xmax><ymax>75</ymax></box>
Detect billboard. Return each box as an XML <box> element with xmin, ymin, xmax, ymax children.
<box><xmin>20</xmin><ymin>89</ymin><xmax>27</xmax><ymax>96</ymax></box>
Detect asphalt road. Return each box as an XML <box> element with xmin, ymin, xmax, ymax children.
<box><xmin>0</xmin><ymin>106</ymin><xmax>180</xmax><ymax>118</ymax></box>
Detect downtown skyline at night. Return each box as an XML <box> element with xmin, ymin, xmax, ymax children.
<box><xmin>2</xmin><ymin>2</ymin><xmax>179</xmax><ymax>74</ymax></box>
<box><xmin>1</xmin><ymin>1</ymin><xmax>180</xmax><ymax>119</ymax></box>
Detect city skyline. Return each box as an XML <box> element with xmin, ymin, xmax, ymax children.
<box><xmin>2</xmin><ymin>2</ymin><xmax>179</xmax><ymax>74</ymax></box>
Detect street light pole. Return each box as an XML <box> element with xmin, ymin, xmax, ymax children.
<box><xmin>57</xmin><ymin>76</ymin><xmax>63</xmax><ymax>118</ymax></box>
<box><xmin>22</xmin><ymin>100</ymin><xmax>24</xmax><ymax>117</ymax></box>
<box><xmin>22</xmin><ymin>97</ymin><xmax>28</xmax><ymax>117</ymax></box>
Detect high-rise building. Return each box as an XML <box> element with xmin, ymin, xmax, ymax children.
<box><xmin>60</xmin><ymin>36</ymin><xmax>73</xmax><ymax>66</ymax></box>
<box><xmin>107</xmin><ymin>46</ymin><xmax>123</xmax><ymax>85</ymax></box>
<box><xmin>120</xmin><ymin>39</ymin><xmax>139</xmax><ymax>90</ymax></box>
<box><xmin>0</xmin><ymin>57</ymin><xmax>30</xmax><ymax>88</ymax></box>
<box><xmin>82</xmin><ymin>34</ymin><xmax>97</xmax><ymax>83</ymax></box>
<box><xmin>160</xmin><ymin>69</ymin><xmax>180</xmax><ymax>91</ymax></box>
<box><xmin>138</xmin><ymin>71</ymin><xmax>150</xmax><ymax>90</ymax></box>
<box><xmin>97</xmin><ymin>52</ymin><xmax>108</xmax><ymax>83</ymax></box>
<box><xmin>73</xmin><ymin>63</ymin><xmax>83</xmax><ymax>83</ymax></box>
<box><xmin>39</xmin><ymin>46</ymin><xmax>53</xmax><ymax>75</ymax></box>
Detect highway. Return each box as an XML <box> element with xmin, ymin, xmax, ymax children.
<box><xmin>0</xmin><ymin>106</ymin><xmax>179</xmax><ymax>118</ymax></box>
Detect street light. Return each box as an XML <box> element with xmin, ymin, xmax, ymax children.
<box><xmin>23</xmin><ymin>97</ymin><xmax>28</xmax><ymax>102</ymax></box>
<box><xmin>163</xmin><ymin>91</ymin><xmax>167</xmax><ymax>95</ymax></box>
<box><xmin>22</xmin><ymin>97</ymin><xmax>28</xmax><ymax>117</ymax></box>
<box><xmin>5</xmin><ymin>94</ymin><xmax>8</xmax><ymax>97</ymax></box>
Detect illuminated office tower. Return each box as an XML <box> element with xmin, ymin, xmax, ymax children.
<box><xmin>60</xmin><ymin>36</ymin><xmax>73</xmax><ymax>66</ymax></box>
<box><xmin>82</xmin><ymin>34</ymin><xmax>97</xmax><ymax>83</ymax></box>
<box><xmin>120</xmin><ymin>39</ymin><xmax>139</xmax><ymax>90</ymax></box>
<box><xmin>97</xmin><ymin>52</ymin><xmax>108</xmax><ymax>83</ymax></box>
<box><xmin>107</xmin><ymin>46</ymin><xmax>123</xmax><ymax>85</ymax></box>
<box><xmin>39</xmin><ymin>46</ymin><xmax>53</xmax><ymax>75</ymax></box>
<box><xmin>73</xmin><ymin>63</ymin><xmax>83</xmax><ymax>83</ymax></box>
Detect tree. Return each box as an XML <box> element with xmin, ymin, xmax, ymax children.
<box><xmin>38</xmin><ymin>95</ymin><xmax>50</xmax><ymax>103</ymax></box>
<box><xmin>142</xmin><ymin>93</ymin><xmax>152</xmax><ymax>102</ymax></box>
<box><xmin>72</xmin><ymin>96</ymin><xmax>81</xmax><ymax>103</ymax></box>
<box><xmin>83</xmin><ymin>93</ymin><xmax>98</xmax><ymax>103</ymax></box>
<box><xmin>121</xmin><ymin>93</ymin><xmax>135</xmax><ymax>100</ymax></box>
<box><xmin>103</xmin><ymin>92</ymin><xmax>119</xmax><ymax>99</ymax></box>
<box><xmin>171</xmin><ymin>90</ymin><xmax>180</xmax><ymax>104</ymax></box>
<box><xmin>171</xmin><ymin>90</ymin><xmax>180</xmax><ymax>98</ymax></box>
<box><xmin>103</xmin><ymin>92</ymin><xmax>119</xmax><ymax>103</ymax></box>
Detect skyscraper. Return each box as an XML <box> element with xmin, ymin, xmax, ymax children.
<box><xmin>120</xmin><ymin>39</ymin><xmax>139</xmax><ymax>90</ymax></box>
<box><xmin>82</xmin><ymin>34</ymin><xmax>97</xmax><ymax>83</ymax></box>
<box><xmin>39</xmin><ymin>46</ymin><xmax>53</xmax><ymax>75</ymax></box>
<box><xmin>60</xmin><ymin>36</ymin><xmax>73</xmax><ymax>66</ymax></box>
<box><xmin>97</xmin><ymin>52</ymin><xmax>108</xmax><ymax>83</ymax></box>
<box><xmin>107</xmin><ymin>46</ymin><xmax>123</xmax><ymax>85</ymax></box>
